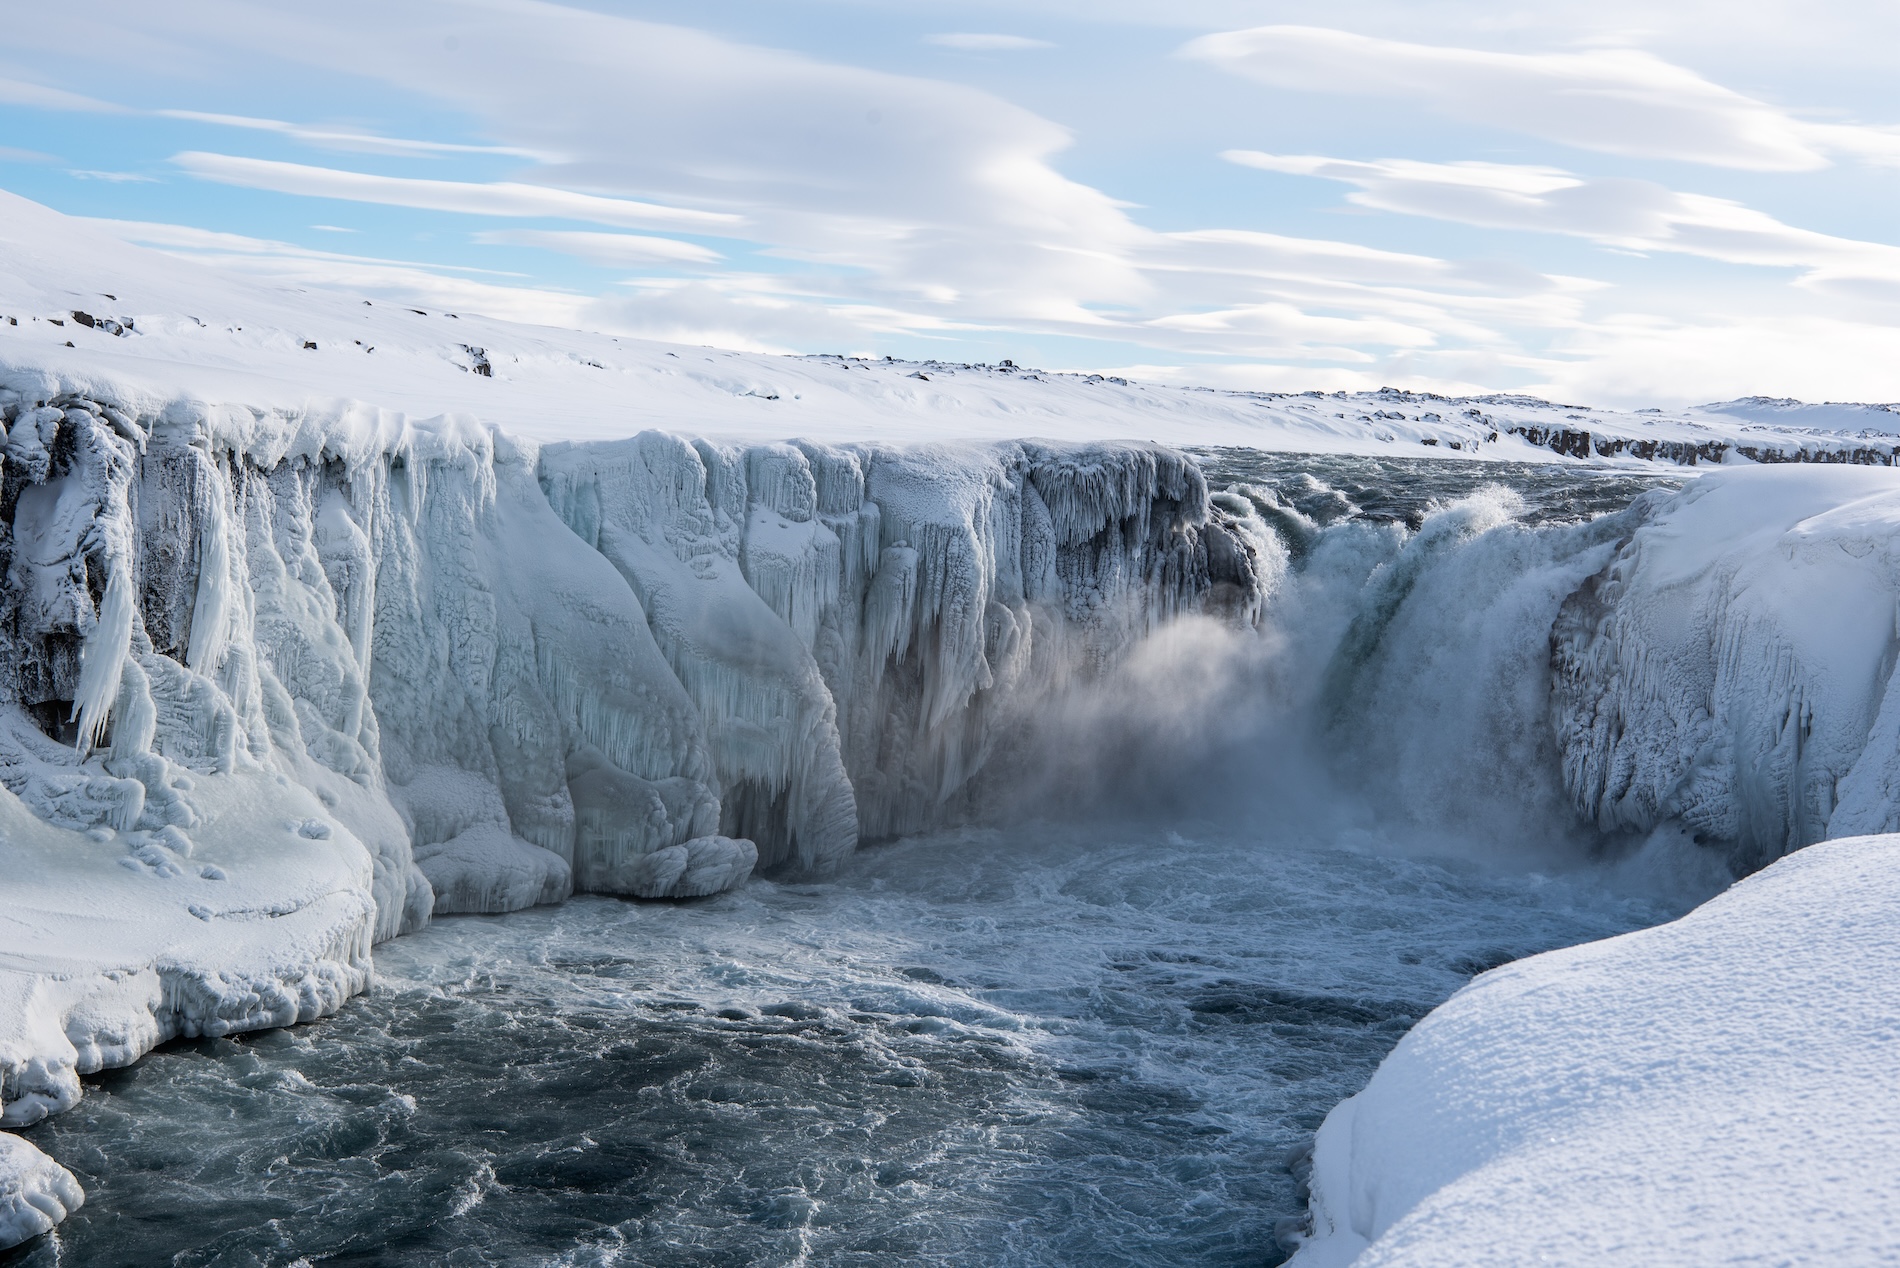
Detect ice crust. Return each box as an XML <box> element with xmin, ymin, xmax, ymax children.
<box><xmin>1290</xmin><ymin>834</ymin><xmax>1900</xmax><ymax>1267</ymax></box>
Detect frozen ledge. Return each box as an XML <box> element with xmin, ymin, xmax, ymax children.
<box><xmin>1291</xmin><ymin>834</ymin><xmax>1900</xmax><ymax>1267</ymax></box>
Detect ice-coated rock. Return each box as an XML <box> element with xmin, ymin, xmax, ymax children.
<box><xmin>1552</xmin><ymin>466</ymin><xmax>1900</xmax><ymax>871</ymax></box>
<box><xmin>0</xmin><ymin>1133</ymin><xmax>83</xmax><ymax>1250</ymax></box>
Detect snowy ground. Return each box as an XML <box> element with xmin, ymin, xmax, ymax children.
<box><xmin>3</xmin><ymin>189</ymin><xmax>1897</xmax><ymax>461</ymax></box>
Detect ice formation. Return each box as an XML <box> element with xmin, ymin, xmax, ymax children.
<box><xmin>1289</xmin><ymin>834</ymin><xmax>1900</xmax><ymax>1267</ymax></box>
<box><xmin>0</xmin><ymin>1131</ymin><xmax>81</xmax><ymax>1250</ymax></box>
<box><xmin>0</xmin><ymin>363</ymin><xmax>1263</xmax><ymax>1244</ymax></box>
<box><xmin>1553</xmin><ymin>467</ymin><xmax>1900</xmax><ymax>871</ymax></box>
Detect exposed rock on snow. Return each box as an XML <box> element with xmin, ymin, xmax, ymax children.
<box><xmin>1290</xmin><ymin>834</ymin><xmax>1900</xmax><ymax>1267</ymax></box>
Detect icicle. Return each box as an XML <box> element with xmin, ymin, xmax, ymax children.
<box><xmin>71</xmin><ymin>567</ymin><xmax>134</xmax><ymax>755</ymax></box>
<box><xmin>186</xmin><ymin>479</ymin><xmax>232</xmax><ymax>672</ymax></box>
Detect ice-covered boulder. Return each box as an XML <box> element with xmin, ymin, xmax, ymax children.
<box><xmin>0</xmin><ymin>1133</ymin><xmax>83</xmax><ymax>1250</ymax></box>
<box><xmin>1290</xmin><ymin>834</ymin><xmax>1900</xmax><ymax>1267</ymax></box>
<box><xmin>1553</xmin><ymin>467</ymin><xmax>1900</xmax><ymax>870</ymax></box>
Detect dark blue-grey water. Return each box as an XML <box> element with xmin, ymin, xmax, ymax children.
<box><xmin>4</xmin><ymin>457</ymin><xmax>1708</xmax><ymax>1267</ymax></box>
<box><xmin>5</xmin><ymin>825</ymin><xmax>1696</xmax><ymax>1268</ymax></box>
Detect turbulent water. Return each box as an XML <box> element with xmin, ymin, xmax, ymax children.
<box><xmin>5</xmin><ymin>456</ymin><xmax>1709</xmax><ymax>1268</ymax></box>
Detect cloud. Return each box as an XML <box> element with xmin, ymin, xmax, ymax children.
<box><xmin>87</xmin><ymin>217</ymin><xmax>528</xmax><ymax>274</ymax></box>
<box><xmin>474</xmin><ymin>228</ymin><xmax>723</xmax><ymax>265</ymax></box>
<box><xmin>170</xmin><ymin>152</ymin><xmax>744</xmax><ymax>230</ymax></box>
<box><xmin>1531</xmin><ymin>314</ymin><xmax>1900</xmax><ymax>406</ymax></box>
<box><xmin>1225</xmin><ymin>150</ymin><xmax>1900</xmax><ymax>299</ymax></box>
<box><xmin>84</xmin><ymin>216</ymin><xmax>592</xmax><ymax>326</ymax></box>
<box><xmin>107</xmin><ymin>1</ymin><xmax>1150</xmax><ymax>327</ymax></box>
<box><xmin>1184</xmin><ymin>26</ymin><xmax>1900</xmax><ymax>171</ymax></box>
<box><xmin>68</xmin><ymin>169</ymin><xmax>158</xmax><ymax>183</ymax></box>
<box><xmin>2</xmin><ymin>4</ymin><xmax>1556</xmax><ymax>368</ymax></box>
<box><xmin>925</xmin><ymin>34</ymin><xmax>1054</xmax><ymax>51</ymax></box>
<box><xmin>156</xmin><ymin>110</ymin><xmax>550</xmax><ymax>160</ymax></box>
<box><xmin>31</xmin><ymin>1</ymin><xmax>1884</xmax><ymax>394</ymax></box>
<box><xmin>0</xmin><ymin>75</ymin><xmax>124</xmax><ymax>114</ymax></box>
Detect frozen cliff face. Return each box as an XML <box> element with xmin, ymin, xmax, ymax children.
<box><xmin>1551</xmin><ymin>467</ymin><xmax>1900</xmax><ymax>871</ymax></box>
<box><xmin>0</xmin><ymin>380</ymin><xmax>1260</xmax><ymax>924</ymax></box>
<box><xmin>538</xmin><ymin>435</ymin><xmax>1256</xmax><ymax>850</ymax></box>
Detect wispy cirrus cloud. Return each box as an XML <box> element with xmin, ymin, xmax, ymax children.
<box><xmin>474</xmin><ymin>228</ymin><xmax>723</xmax><ymax>265</ymax></box>
<box><xmin>925</xmin><ymin>34</ymin><xmax>1054</xmax><ymax>52</ymax></box>
<box><xmin>157</xmin><ymin>110</ymin><xmax>551</xmax><ymax>160</ymax></box>
<box><xmin>1184</xmin><ymin>26</ymin><xmax>1900</xmax><ymax>172</ymax></box>
<box><xmin>1226</xmin><ymin>150</ymin><xmax>1900</xmax><ymax>301</ymax></box>
<box><xmin>170</xmin><ymin>152</ymin><xmax>744</xmax><ymax>230</ymax></box>
<box><xmin>0</xmin><ymin>75</ymin><xmax>124</xmax><ymax>114</ymax></box>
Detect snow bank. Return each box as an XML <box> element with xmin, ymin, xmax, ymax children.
<box><xmin>1291</xmin><ymin>833</ymin><xmax>1900</xmax><ymax>1267</ymax></box>
<box><xmin>1554</xmin><ymin>466</ymin><xmax>1900</xmax><ymax>871</ymax></box>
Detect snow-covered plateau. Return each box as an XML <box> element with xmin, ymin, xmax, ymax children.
<box><xmin>1</xmin><ymin>189</ymin><xmax>1898</xmax><ymax>1262</ymax></box>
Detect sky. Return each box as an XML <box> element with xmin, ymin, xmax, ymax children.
<box><xmin>4</xmin><ymin>0</ymin><xmax>1900</xmax><ymax>406</ymax></box>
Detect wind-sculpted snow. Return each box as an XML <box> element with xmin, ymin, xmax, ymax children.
<box><xmin>1289</xmin><ymin>835</ymin><xmax>1900</xmax><ymax>1268</ymax></box>
<box><xmin>0</xmin><ymin>369</ymin><xmax>1263</xmax><ymax>1245</ymax></box>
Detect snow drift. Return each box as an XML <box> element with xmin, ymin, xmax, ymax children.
<box><xmin>1289</xmin><ymin>833</ymin><xmax>1900</xmax><ymax>1268</ymax></box>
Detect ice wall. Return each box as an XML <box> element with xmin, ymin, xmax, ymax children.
<box><xmin>1552</xmin><ymin>467</ymin><xmax>1900</xmax><ymax>872</ymax></box>
<box><xmin>539</xmin><ymin>436</ymin><xmax>1255</xmax><ymax>850</ymax></box>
